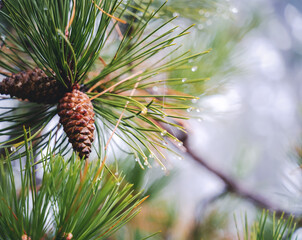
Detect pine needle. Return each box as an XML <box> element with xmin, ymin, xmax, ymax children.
<box><xmin>92</xmin><ymin>0</ymin><xmax>127</xmax><ymax>24</ymax></box>
<box><xmin>65</xmin><ymin>0</ymin><xmax>76</xmax><ymax>37</ymax></box>
<box><xmin>89</xmin><ymin>71</ymin><xmax>144</xmax><ymax>101</ymax></box>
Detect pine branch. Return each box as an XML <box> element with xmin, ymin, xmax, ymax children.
<box><xmin>182</xmin><ymin>138</ymin><xmax>302</xmax><ymax>223</ymax></box>
<box><xmin>235</xmin><ymin>210</ymin><xmax>296</xmax><ymax>240</ymax></box>
<box><xmin>0</xmin><ymin>131</ymin><xmax>145</xmax><ymax>240</ymax></box>
<box><xmin>1</xmin><ymin>0</ymin><xmax>127</xmax><ymax>85</ymax></box>
<box><xmin>0</xmin><ymin>0</ymin><xmax>210</xmax><ymax>163</ymax></box>
<box><xmin>159</xmin><ymin>121</ymin><xmax>301</xmax><ymax>221</ymax></box>
<box><xmin>185</xmin><ymin>142</ymin><xmax>279</xmax><ymax>209</ymax></box>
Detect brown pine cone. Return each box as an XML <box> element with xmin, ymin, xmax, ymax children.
<box><xmin>57</xmin><ymin>88</ymin><xmax>95</xmax><ymax>159</ymax></box>
<box><xmin>0</xmin><ymin>68</ymin><xmax>66</xmax><ymax>104</ymax></box>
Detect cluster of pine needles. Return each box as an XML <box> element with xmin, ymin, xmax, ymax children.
<box><xmin>0</xmin><ymin>0</ymin><xmax>209</xmax><ymax>168</ymax></box>
<box><xmin>0</xmin><ymin>0</ymin><xmax>208</xmax><ymax>238</ymax></box>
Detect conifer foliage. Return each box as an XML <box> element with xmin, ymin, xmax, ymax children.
<box><xmin>0</xmin><ymin>0</ymin><xmax>209</xmax><ymax>162</ymax></box>
<box><xmin>0</xmin><ymin>0</ymin><xmax>209</xmax><ymax>237</ymax></box>
<box><xmin>0</xmin><ymin>134</ymin><xmax>144</xmax><ymax>239</ymax></box>
<box><xmin>1</xmin><ymin>0</ymin><xmax>297</xmax><ymax>239</ymax></box>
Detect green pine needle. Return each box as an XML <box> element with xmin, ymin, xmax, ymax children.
<box><xmin>0</xmin><ymin>0</ymin><xmax>210</xmax><ymax>165</ymax></box>
<box><xmin>234</xmin><ymin>210</ymin><xmax>297</xmax><ymax>240</ymax></box>
<box><xmin>0</xmin><ymin>132</ymin><xmax>144</xmax><ymax>239</ymax></box>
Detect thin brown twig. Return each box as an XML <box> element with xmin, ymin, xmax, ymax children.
<box><xmin>105</xmin><ymin>79</ymin><xmax>140</xmax><ymax>151</ymax></box>
<box><xmin>87</xmin><ymin>57</ymin><xmax>108</xmax><ymax>93</ymax></box>
<box><xmin>0</xmin><ymin>70</ymin><xmax>12</xmax><ymax>76</ymax></box>
<box><xmin>89</xmin><ymin>71</ymin><xmax>143</xmax><ymax>101</ymax></box>
<box><xmin>98</xmin><ymin>56</ymin><xmax>107</xmax><ymax>67</ymax></box>
<box><xmin>65</xmin><ymin>0</ymin><xmax>76</xmax><ymax>37</ymax></box>
<box><xmin>181</xmin><ymin>138</ymin><xmax>302</xmax><ymax>221</ymax></box>
<box><xmin>184</xmin><ymin>139</ymin><xmax>302</xmax><ymax>226</ymax></box>
<box><xmin>92</xmin><ymin>0</ymin><xmax>126</xmax><ymax>24</ymax></box>
<box><xmin>160</xmin><ymin>121</ymin><xmax>299</xmax><ymax>218</ymax></box>
<box><xmin>113</xmin><ymin>20</ymin><xmax>124</xmax><ymax>40</ymax></box>
<box><xmin>99</xmin><ymin>77</ymin><xmax>141</xmax><ymax>171</ymax></box>
<box><xmin>183</xmin><ymin>142</ymin><xmax>280</xmax><ymax>210</ymax></box>
<box><xmin>87</xmin><ymin>77</ymin><xmax>109</xmax><ymax>93</ymax></box>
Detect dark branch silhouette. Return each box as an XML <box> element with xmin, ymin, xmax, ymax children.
<box><xmin>162</xmin><ymin>121</ymin><xmax>299</xmax><ymax>220</ymax></box>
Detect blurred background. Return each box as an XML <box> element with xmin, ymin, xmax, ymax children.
<box><xmin>2</xmin><ymin>0</ymin><xmax>302</xmax><ymax>239</ymax></box>
<box><xmin>112</xmin><ymin>0</ymin><xmax>302</xmax><ymax>239</ymax></box>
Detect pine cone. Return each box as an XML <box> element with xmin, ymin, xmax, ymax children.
<box><xmin>0</xmin><ymin>68</ymin><xmax>66</xmax><ymax>104</ymax></box>
<box><xmin>57</xmin><ymin>89</ymin><xmax>95</xmax><ymax>159</ymax></box>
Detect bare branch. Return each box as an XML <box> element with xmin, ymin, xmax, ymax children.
<box><xmin>183</xmin><ymin>140</ymin><xmax>279</xmax><ymax>210</ymax></box>
<box><xmin>162</xmin><ymin>121</ymin><xmax>299</xmax><ymax>218</ymax></box>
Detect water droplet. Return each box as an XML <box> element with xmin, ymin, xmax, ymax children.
<box><xmin>178</xmin><ymin>142</ymin><xmax>183</xmax><ymax>147</ymax></box>
<box><xmin>135</xmin><ymin>158</ymin><xmax>139</xmax><ymax>162</ymax></box>
<box><xmin>44</xmin><ymin>7</ymin><xmax>48</xmax><ymax>11</ymax></box>
<box><xmin>230</xmin><ymin>7</ymin><xmax>238</xmax><ymax>14</ymax></box>
<box><xmin>199</xmin><ymin>9</ymin><xmax>204</xmax><ymax>15</ymax></box>
<box><xmin>197</xmin><ymin>24</ymin><xmax>204</xmax><ymax>30</ymax></box>
<box><xmin>144</xmin><ymin>162</ymin><xmax>148</xmax><ymax>166</ymax></box>
<box><xmin>116</xmin><ymin>182</ymin><xmax>120</xmax><ymax>186</ymax></box>
<box><xmin>216</xmin><ymin>7</ymin><xmax>223</xmax><ymax>13</ymax></box>
<box><xmin>161</xmin><ymin>130</ymin><xmax>167</xmax><ymax>136</ymax></box>
<box><xmin>206</xmin><ymin>20</ymin><xmax>212</xmax><ymax>26</ymax></box>
<box><xmin>149</xmin><ymin>154</ymin><xmax>154</xmax><ymax>158</ymax></box>
<box><xmin>142</xmin><ymin>107</ymin><xmax>148</xmax><ymax>115</ymax></box>
<box><xmin>173</xmin><ymin>12</ymin><xmax>180</xmax><ymax>17</ymax></box>
<box><xmin>187</xmin><ymin>107</ymin><xmax>193</xmax><ymax>112</ymax></box>
<box><xmin>178</xmin><ymin>156</ymin><xmax>183</xmax><ymax>160</ymax></box>
<box><xmin>191</xmin><ymin>66</ymin><xmax>198</xmax><ymax>72</ymax></box>
<box><xmin>72</xmin><ymin>107</ymin><xmax>76</xmax><ymax>111</ymax></box>
<box><xmin>161</xmin><ymin>167</ymin><xmax>165</xmax><ymax>170</ymax></box>
<box><xmin>162</xmin><ymin>141</ymin><xmax>168</xmax><ymax>146</ymax></box>
<box><xmin>10</xmin><ymin>146</ymin><xmax>16</xmax><ymax>152</ymax></box>
<box><xmin>196</xmin><ymin>108</ymin><xmax>201</xmax><ymax>113</ymax></box>
<box><xmin>153</xmin><ymin>86</ymin><xmax>158</xmax><ymax>92</ymax></box>
<box><xmin>115</xmin><ymin>172</ymin><xmax>118</xmax><ymax>176</ymax></box>
<box><xmin>182</xmin><ymin>78</ymin><xmax>187</xmax><ymax>83</ymax></box>
<box><xmin>192</xmin><ymin>98</ymin><xmax>198</xmax><ymax>104</ymax></box>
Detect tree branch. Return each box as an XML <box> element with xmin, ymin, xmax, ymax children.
<box><xmin>182</xmin><ymin>137</ymin><xmax>302</xmax><ymax>221</ymax></box>
<box><xmin>162</xmin><ymin>121</ymin><xmax>298</xmax><ymax>218</ymax></box>
<box><xmin>183</xmin><ymin>140</ymin><xmax>280</xmax><ymax>210</ymax></box>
